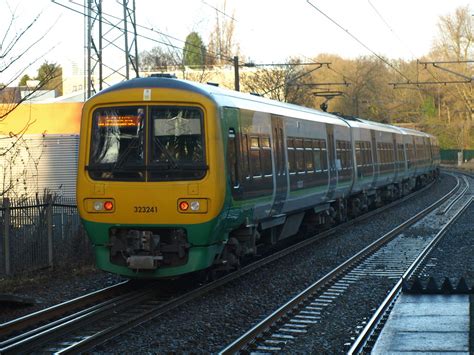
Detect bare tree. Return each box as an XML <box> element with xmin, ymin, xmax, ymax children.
<box><xmin>433</xmin><ymin>6</ymin><xmax>473</xmax><ymax>60</ymax></box>
<box><xmin>0</xmin><ymin>3</ymin><xmax>57</xmax><ymax>198</ymax></box>
<box><xmin>139</xmin><ymin>46</ymin><xmax>181</xmax><ymax>72</ymax></box>
<box><xmin>241</xmin><ymin>58</ymin><xmax>315</xmax><ymax>106</ymax></box>
<box><xmin>1</xmin><ymin>5</ymin><xmax>59</xmax><ymax>117</ymax></box>
<box><xmin>429</xmin><ymin>5</ymin><xmax>473</xmax><ymax>150</ymax></box>
<box><xmin>207</xmin><ymin>0</ymin><xmax>239</xmax><ymax>65</ymax></box>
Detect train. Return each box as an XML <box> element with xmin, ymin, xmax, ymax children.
<box><xmin>77</xmin><ymin>75</ymin><xmax>440</xmax><ymax>279</ymax></box>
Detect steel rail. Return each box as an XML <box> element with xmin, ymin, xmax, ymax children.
<box><xmin>0</xmin><ymin>176</ymin><xmax>446</xmax><ymax>354</ymax></box>
<box><xmin>348</xmin><ymin>185</ymin><xmax>472</xmax><ymax>354</ymax></box>
<box><xmin>438</xmin><ymin>175</ymin><xmax>469</xmax><ymax>214</ymax></box>
<box><xmin>219</xmin><ymin>175</ymin><xmax>460</xmax><ymax>354</ymax></box>
<box><xmin>47</xmin><ymin>178</ymin><xmax>443</xmax><ymax>352</ymax></box>
<box><xmin>55</xmin><ymin>182</ymin><xmax>435</xmax><ymax>354</ymax></box>
<box><xmin>0</xmin><ymin>285</ymin><xmax>156</xmax><ymax>354</ymax></box>
<box><xmin>0</xmin><ymin>280</ymin><xmax>130</xmax><ymax>338</ymax></box>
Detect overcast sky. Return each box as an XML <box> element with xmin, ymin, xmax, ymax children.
<box><xmin>0</xmin><ymin>0</ymin><xmax>471</xmax><ymax>79</ymax></box>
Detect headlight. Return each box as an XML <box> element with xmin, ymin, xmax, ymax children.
<box><xmin>190</xmin><ymin>201</ymin><xmax>200</xmax><ymax>211</ymax></box>
<box><xmin>85</xmin><ymin>199</ymin><xmax>115</xmax><ymax>213</ymax></box>
<box><xmin>177</xmin><ymin>198</ymin><xmax>208</xmax><ymax>213</ymax></box>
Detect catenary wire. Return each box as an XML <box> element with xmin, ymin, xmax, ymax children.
<box><xmin>52</xmin><ymin>0</ymin><xmax>234</xmax><ymax>65</ymax></box>
<box><xmin>306</xmin><ymin>0</ymin><xmax>414</xmax><ymax>84</ymax></box>
<box><xmin>367</xmin><ymin>0</ymin><xmax>416</xmax><ymax>59</ymax></box>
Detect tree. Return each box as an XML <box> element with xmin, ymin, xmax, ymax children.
<box><xmin>241</xmin><ymin>58</ymin><xmax>314</xmax><ymax>106</ymax></box>
<box><xmin>19</xmin><ymin>74</ymin><xmax>31</xmax><ymax>86</ymax></box>
<box><xmin>139</xmin><ymin>46</ymin><xmax>180</xmax><ymax>72</ymax></box>
<box><xmin>36</xmin><ymin>62</ymin><xmax>63</xmax><ymax>96</ymax></box>
<box><xmin>0</xmin><ymin>4</ymin><xmax>56</xmax><ymax>197</ymax></box>
<box><xmin>183</xmin><ymin>32</ymin><xmax>206</xmax><ymax>68</ymax></box>
<box><xmin>433</xmin><ymin>6</ymin><xmax>473</xmax><ymax>60</ymax></box>
<box><xmin>428</xmin><ymin>5</ymin><xmax>473</xmax><ymax>149</ymax></box>
<box><xmin>0</xmin><ymin>6</ymin><xmax>57</xmax><ymax>121</ymax></box>
<box><xmin>207</xmin><ymin>1</ymin><xmax>239</xmax><ymax>65</ymax></box>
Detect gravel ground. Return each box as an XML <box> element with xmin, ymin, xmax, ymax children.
<box><xmin>89</xmin><ymin>174</ymin><xmax>459</xmax><ymax>353</ymax></box>
<box><xmin>2</xmin><ymin>173</ymin><xmax>465</xmax><ymax>354</ymax></box>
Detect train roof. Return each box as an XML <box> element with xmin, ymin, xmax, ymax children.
<box><xmin>334</xmin><ymin>115</ymin><xmax>434</xmax><ymax>139</ymax></box>
<box><xmin>340</xmin><ymin>117</ymin><xmax>402</xmax><ymax>134</ymax></box>
<box><xmin>95</xmin><ymin>77</ymin><xmax>348</xmax><ymax>127</ymax></box>
<box><xmin>396</xmin><ymin>126</ymin><xmax>432</xmax><ymax>138</ymax></box>
<box><xmin>94</xmin><ymin>77</ymin><xmax>436</xmax><ymax>140</ymax></box>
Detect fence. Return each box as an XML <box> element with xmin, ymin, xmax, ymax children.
<box><xmin>0</xmin><ymin>195</ymin><xmax>93</xmax><ymax>277</ymax></box>
<box><xmin>440</xmin><ymin>149</ymin><xmax>474</xmax><ymax>164</ymax></box>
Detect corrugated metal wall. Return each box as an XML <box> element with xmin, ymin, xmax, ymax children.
<box><xmin>0</xmin><ymin>134</ymin><xmax>79</xmax><ymax>199</ymax></box>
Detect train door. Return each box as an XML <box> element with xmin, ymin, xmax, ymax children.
<box><xmin>270</xmin><ymin>115</ymin><xmax>288</xmax><ymax>215</ymax></box>
<box><xmin>326</xmin><ymin>124</ymin><xmax>337</xmax><ymax>199</ymax></box>
<box><xmin>370</xmin><ymin>129</ymin><xmax>378</xmax><ymax>186</ymax></box>
<box><xmin>392</xmin><ymin>133</ymin><xmax>398</xmax><ymax>179</ymax></box>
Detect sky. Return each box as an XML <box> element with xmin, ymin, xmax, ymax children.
<box><xmin>0</xmin><ymin>0</ymin><xmax>471</xmax><ymax>81</ymax></box>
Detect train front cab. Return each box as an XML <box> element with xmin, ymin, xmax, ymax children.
<box><xmin>77</xmin><ymin>79</ymin><xmax>230</xmax><ymax>278</ymax></box>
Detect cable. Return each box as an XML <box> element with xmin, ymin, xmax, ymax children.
<box><xmin>306</xmin><ymin>0</ymin><xmax>414</xmax><ymax>83</ymax></box>
<box><xmin>262</xmin><ymin>64</ymin><xmax>326</xmax><ymax>95</ymax></box>
<box><xmin>367</xmin><ymin>0</ymin><xmax>416</xmax><ymax>59</ymax></box>
<box><xmin>327</xmin><ymin>64</ymin><xmax>355</xmax><ymax>83</ymax></box>
<box><xmin>201</xmin><ymin>0</ymin><xmax>237</xmax><ymax>22</ymax></box>
<box><xmin>424</xmin><ymin>66</ymin><xmax>464</xmax><ymax>101</ymax></box>
<box><xmin>52</xmin><ymin>0</ymin><xmax>233</xmax><ymax>65</ymax></box>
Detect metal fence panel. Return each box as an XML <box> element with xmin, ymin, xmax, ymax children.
<box><xmin>0</xmin><ymin>196</ymin><xmax>93</xmax><ymax>277</ymax></box>
<box><xmin>440</xmin><ymin>149</ymin><xmax>474</xmax><ymax>163</ymax></box>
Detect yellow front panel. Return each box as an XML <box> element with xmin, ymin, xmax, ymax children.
<box><xmin>77</xmin><ymin>86</ymin><xmax>226</xmax><ymax>225</ymax></box>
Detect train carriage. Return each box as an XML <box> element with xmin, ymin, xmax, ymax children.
<box><xmin>77</xmin><ymin>76</ymin><xmax>439</xmax><ymax>279</ymax></box>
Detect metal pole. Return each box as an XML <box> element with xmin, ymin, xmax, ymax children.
<box><xmin>47</xmin><ymin>195</ymin><xmax>53</xmax><ymax>269</ymax></box>
<box><xmin>123</xmin><ymin>0</ymin><xmax>130</xmax><ymax>80</ymax></box>
<box><xmin>98</xmin><ymin>0</ymin><xmax>103</xmax><ymax>91</ymax></box>
<box><xmin>234</xmin><ymin>56</ymin><xmax>240</xmax><ymax>91</ymax></box>
<box><xmin>87</xmin><ymin>0</ymin><xmax>92</xmax><ymax>98</ymax></box>
<box><xmin>3</xmin><ymin>198</ymin><xmax>10</xmax><ymax>276</ymax></box>
<box><xmin>132</xmin><ymin>0</ymin><xmax>139</xmax><ymax>77</ymax></box>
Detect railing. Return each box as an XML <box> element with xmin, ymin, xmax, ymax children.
<box><xmin>0</xmin><ymin>195</ymin><xmax>93</xmax><ymax>276</ymax></box>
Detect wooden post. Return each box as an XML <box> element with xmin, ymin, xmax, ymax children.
<box><xmin>234</xmin><ymin>56</ymin><xmax>240</xmax><ymax>92</ymax></box>
<box><xmin>46</xmin><ymin>194</ymin><xmax>54</xmax><ymax>268</ymax></box>
<box><xmin>3</xmin><ymin>198</ymin><xmax>11</xmax><ymax>276</ymax></box>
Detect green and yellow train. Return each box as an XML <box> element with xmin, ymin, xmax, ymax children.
<box><xmin>77</xmin><ymin>76</ymin><xmax>440</xmax><ymax>278</ymax></box>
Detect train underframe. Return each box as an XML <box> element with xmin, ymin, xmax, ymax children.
<box><xmin>219</xmin><ymin>171</ymin><xmax>438</xmax><ymax>272</ymax></box>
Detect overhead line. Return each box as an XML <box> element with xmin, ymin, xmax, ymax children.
<box><xmin>52</xmin><ymin>0</ymin><xmax>233</xmax><ymax>65</ymax></box>
<box><xmin>367</xmin><ymin>0</ymin><xmax>416</xmax><ymax>59</ymax></box>
<box><xmin>201</xmin><ymin>0</ymin><xmax>237</xmax><ymax>22</ymax></box>
<box><xmin>306</xmin><ymin>0</ymin><xmax>413</xmax><ymax>83</ymax></box>
<box><xmin>263</xmin><ymin>63</ymin><xmax>328</xmax><ymax>95</ymax></box>
<box><xmin>244</xmin><ymin>62</ymin><xmax>330</xmax><ymax>67</ymax></box>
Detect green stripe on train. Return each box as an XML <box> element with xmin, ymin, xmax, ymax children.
<box><xmin>81</xmin><ymin>219</ymin><xmax>227</xmax><ymax>278</ymax></box>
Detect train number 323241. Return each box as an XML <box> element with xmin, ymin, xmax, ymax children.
<box><xmin>134</xmin><ymin>206</ymin><xmax>158</xmax><ymax>213</ymax></box>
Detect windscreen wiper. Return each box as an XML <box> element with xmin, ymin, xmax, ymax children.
<box><xmin>147</xmin><ymin>163</ymin><xmax>208</xmax><ymax>172</ymax></box>
<box><xmin>86</xmin><ymin>164</ymin><xmax>147</xmax><ymax>172</ymax></box>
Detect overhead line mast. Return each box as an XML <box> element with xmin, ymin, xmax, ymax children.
<box><xmin>86</xmin><ymin>0</ymin><xmax>139</xmax><ymax>98</ymax></box>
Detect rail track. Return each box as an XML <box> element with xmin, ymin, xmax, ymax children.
<box><xmin>0</xmin><ymin>175</ymin><xmax>450</xmax><ymax>354</ymax></box>
<box><xmin>219</xmin><ymin>172</ymin><xmax>469</xmax><ymax>354</ymax></box>
<box><xmin>348</xmin><ymin>172</ymin><xmax>473</xmax><ymax>354</ymax></box>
